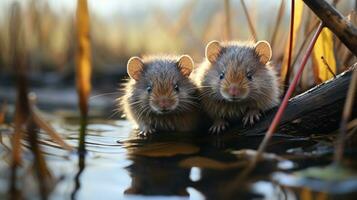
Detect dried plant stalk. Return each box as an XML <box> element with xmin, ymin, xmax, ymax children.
<box><xmin>280</xmin><ymin>0</ymin><xmax>304</xmax><ymax>93</ymax></box>
<box><xmin>75</xmin><ymin>0</ymin><xmax>92</xmax><ymax>152</ymax></box>
<box><xmin>27</xmin><ymin>117</ymin><xmax>53</xmax><ymax>198</ymax></box>
<box><xmin>0</xmin><ymin>101</ymin><xmax>6</xmax><ymax>124</ymax></box>
<box><xmin>240</xmin><ymin>0</ymin><xmax>257</xmax><ymax>42</ymax></box>
<box><xmin>31</xmin><ymin>108</ymin><xmax>73</xmax><ymax>151</ymax></box>
<box><xmin>302</xmin><ymin>0</ymin><xmax>357</xmax><ymax>56</ymax></box>
<box><xmin>10</xmin><ymin>2</ymin><xmax>28</xmax><ymax>167</ymax></box>
<box><xmin>270</xmin><ymin>0</ymin><xmax>285</xmax><ymax>50</ymax></box>
<box><xmin>224</xmin><ymin>0</ymin><xmax>232</xmax><ymax>40</ymax></box>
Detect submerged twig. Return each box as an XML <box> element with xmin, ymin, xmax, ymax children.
<box><xmin>334</xmin><ymin>63</ymin><xmax>357</xmax><ymax>164</ymax></box>
<box><xmin>240</xmin><ymin>0</ymin><xmax>257</xmax><ymax>42</ymax></box>
<box><xmin>70</xmin><ymin>154</ymin><xmax>85</xmax><ymax>200</ymax></box>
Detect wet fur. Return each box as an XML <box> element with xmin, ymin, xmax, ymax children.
<box><xmin>119</xmin><ymin>56</ymin><xmax>201</xmax><ymax>133</ymax></box>
<box><xmin>193</xmin><ymin>41</ymin><xmax>280</xmax><ymax>127</ymax></box>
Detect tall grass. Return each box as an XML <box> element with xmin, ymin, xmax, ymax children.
<box><xmin>9</xmin><ymin>2</ymin><xmax>53</xmax><ymax>197</ymax></box>
<box><xmin>8</xmin><ymin>2</ymin><xmax>72</xmax><ymax>197</ymax></box>
<box><xmin>75</xmin><ymin>0</ymin><xmax>92</xmax><ymax>153</ymax></box>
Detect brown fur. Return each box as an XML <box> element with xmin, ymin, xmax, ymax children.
<box><xmin>193</xmin><ymin>41</ymin><xmax>280</xmax><ymax>133</ymax></box>
<box><xmin>119</xmin><ymin>55</ymin><xmax>201</xmax><ymax>136</ymax></box>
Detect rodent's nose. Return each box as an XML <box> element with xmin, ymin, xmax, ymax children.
<box><xmin>228</xmin><ymin>85</ymin><xmax>240</xmax><ymax>97</ymax></box>
<box><xmin>157</xmin><ymin>97</ymin><xmax>173</xmax><ymax>109</ymax></box>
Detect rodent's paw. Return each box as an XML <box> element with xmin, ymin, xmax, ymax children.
<box><xmin>138</xmin><ymin>127</ymin><xmax>156</xmax><ymax>137</ymax></box>
<box><xmin>209</xmin><ymin>120</ymin><xmax>229</xmax><ymax>135</ymax></box>
<box><xmin>242</xmin><ymin>110</ymin><xmax>261</xmax><ymax>126</ymax></box>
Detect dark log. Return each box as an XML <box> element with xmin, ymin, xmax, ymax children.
<box><xmin>230</xmin><ymin>67</ymin><xmax>356</xmax><ymax>136</ymax></box>
<box><xmin>302</xmin><ymin>0</ymin><xmax>357</xmax><ymax>56</ymax></box>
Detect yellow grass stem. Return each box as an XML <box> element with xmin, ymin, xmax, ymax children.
<box><xmin>75</xmin><ymin>0</ymin><xmax>92</xmax><ymax>152</ymax></box>
<box><xmin>224</xmin><ymin>0</ymin><xmax>232</xmax><ymax>40</ymax></box>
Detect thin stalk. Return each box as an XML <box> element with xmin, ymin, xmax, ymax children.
<box><xmin>241</xmin><ymin>0</ymin><xmax>258</xmax><ymax>42</ymax></box>
<box><xmin>270</xmin><ymin>0</ymin><xmax>285</xmax><ymax>50</ymax></box>
<box><xmin>253</xmin><ymin>22</ymin><xmax>324</xmax><ymax>164</ymax></box>
<box><xmin>291</xmin><ymin>21</ymin><xmax>320</xmax><ymax>68</ymax></box>
<box><xmin>10</xmin><ymin>1</ymin><xmax>27</xmax><ymax>169</ymax></box>
<box><xmin>321</xmin><ymin>56</ymin><xmax>337</xmax><ymax>78</ymax></box>
<box><xmin>0</xmin><ymin>101</ymin><xmax>6</xmax><ymax>124</ymax></box>
<box><xmin>71</xmin><ymin>153</ymin><xmax>85</xmax><ymax>199</ymax></box>
<box><xmin>224</xmin><ymin>0</ymin><xmax>232</xmax><ymax>40</ymax></box>
<box><xmin>75</xmin><ymin>0</ymin><xmax>91</xmax><ymax>154</ymax></box>
<box><xmin>283</xmin><ymin>0</ymin><xmax>295</xmax><ymax>95</ymax></box>
<box><xmin>27</xmin><ymin>117</ymin><xmax>51</xmax><ymax>200</ymax></box>
<box><xmin>78</xmin><ymin>115</ymin><xmax>86</xmax><ymax>153</ymax></box>
<box><xmin>334</xmin><ymin>64</ymin><xmax>357</xmax><ymax>164</ymax></box>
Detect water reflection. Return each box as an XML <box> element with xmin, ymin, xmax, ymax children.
<box><xmin>71</xmin><ymin>154</ymin><xmax>85</xmax><ymax>200</ymax></box>
<box><xmin>0</xmin><ymin>117</ymin><xmax>357</xmax><ymax>199</ymax></box>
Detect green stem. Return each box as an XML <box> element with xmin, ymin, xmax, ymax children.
<box><xmin>78</xmin><ymin>114</ymin><xmax>87</xmax><ymax>153</ymax></box>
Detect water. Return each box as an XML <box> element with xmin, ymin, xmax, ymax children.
<box><xmin>0</xmin><ymin>113</ymin><xmax>356</xmax><ymax>200</ymax></box>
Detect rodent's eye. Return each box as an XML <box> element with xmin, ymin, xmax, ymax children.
<box><xmin>246</xmin><ymin>73</ymin><xmax>253</xmax><ymax>81</ymax></box>
<box><xmin>219</xmin><ymin>72</ymin><xmax>225</xmax><ymax>80</ymax></box>
<box><xmin>146</xmin><ymin>85</ymin><xmax>152</xmax><ymax>93</ymax></box>
<box><xmin>174</xmin><ymin>84</ymin><xmax>179</xmax><ymax>92</ymax></box>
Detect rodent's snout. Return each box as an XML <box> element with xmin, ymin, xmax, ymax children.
<box><xmin>228</xmin><ymin>85</ymin><xmax>240</xmax><ymax>97</ymax></box>
<box><xmin>151</xmin><ymin>96</ymin><xmax>177</xmax><ymax>113</ymax></box>
<box><xmin>221</xmin><ymin>83</ymin><xmax>249</xmax><ymax>101</ymax></box>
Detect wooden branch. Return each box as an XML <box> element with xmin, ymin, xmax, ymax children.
<box><xmin>302</xmin><ymin>0</ymin><xmax>357</xmax><ymax>56</ymax></box>
<box><xmin>230</xmin><ymin>67</ymin><xmax>356</xmax><ymax>136</ymax></box>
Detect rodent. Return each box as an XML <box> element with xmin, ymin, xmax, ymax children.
<box><xmin>193</xmin><ymin>40</ymin><xmax>280</xmax><ymax>134</ymax></box>
<box><xmin>119</xmin><ymin>55</ymin><xmax>201</xmax><ymax>136</ymax></box>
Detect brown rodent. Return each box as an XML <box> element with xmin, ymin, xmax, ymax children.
<box><xmin>119</xmin><ymin>55</ymin><xmax>201</xmax><ymax>136</ymax></box>
<box><xmin>193</xmin><ymin>40</ymin><xmax>280</xmax><ymax>134</ymax></box>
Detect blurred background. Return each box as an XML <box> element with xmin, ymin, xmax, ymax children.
<box><xmin>0</xmin><ymin>0</ymin><xmax>356</xmax><ymax>112</ymax></box>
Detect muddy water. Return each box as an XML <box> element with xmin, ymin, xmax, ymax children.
<box><xmin>0</xmin><ymin>113</ymin><xmax>356</xmax><ymax>200</ymax></box>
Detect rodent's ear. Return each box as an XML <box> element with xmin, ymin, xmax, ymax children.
<box><xmin>255</xmin><ymin>40</ymin><xmax>272</xmax><ymax>64</ymax></box>
<box><xmin>177</xmin><ymin>55</ymin><xmax>194</xmax><ymax>77</ymax></box>
<box><xmin>127</xmin><ymin>56</ymin><xmax>144</xmax><ymax>81</ymax></box>
<box><xmin>205</xmin><ymin>40</ymin><xmax>222</xmax><ymax>63</ymax></box>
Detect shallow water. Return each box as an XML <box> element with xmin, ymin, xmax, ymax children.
<box><xmin>0</xmin><ymin>113</ymin><xmax>356</xmax><ymax>200</ymax></box>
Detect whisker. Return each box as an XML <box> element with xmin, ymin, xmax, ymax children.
<box><xmin>90</xmin><ymin>92</ymin><xmax>118</xmax><ymax>100</ymax></box>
